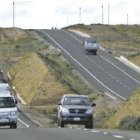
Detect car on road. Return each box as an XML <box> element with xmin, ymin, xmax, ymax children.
<box><xmin>0</xmin><ymin>94</ymin><xmax>18</xmax><ymax>129</ymax></box>
<box><xmin>57</xmin><ymin>94</ymin><xmax>96</xmax><ymax>129</ymax></box>
<box><xmin>84</xmin><ymin>38</ymin><xmax>99</xmax><ymax>55</ymax></box>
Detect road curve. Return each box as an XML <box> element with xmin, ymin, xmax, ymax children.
<box><xmin>35</xmin><ymin>29</ymin><xmax>140</xmax><ymax>100</ymax></box>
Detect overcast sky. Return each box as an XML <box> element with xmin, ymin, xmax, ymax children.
<box><xmin>0</xmin><ymin>0</ymin><xmax>140</xmax><ymax>29</ymax></box>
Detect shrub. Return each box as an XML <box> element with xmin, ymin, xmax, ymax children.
<box><xmin>119</xmin><ymin>116</ymin><xmax>140</xmax><ymax>130</ymax></box>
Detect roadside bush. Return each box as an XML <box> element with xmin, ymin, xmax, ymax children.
<box><xmin>119</xmin><ymin>116</ymin><xmax>140</xmax><ymax>130</ymax></box>
<box><xmin>15</xmin><ymin>45</ymin><xmax>20</xmax><ymax>49</ymax></box>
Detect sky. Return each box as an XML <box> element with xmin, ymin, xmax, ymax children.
<box><xmin>0</xmin><ymin>0</ymin><xmax>140</xmax><ymax>29</ymax></box>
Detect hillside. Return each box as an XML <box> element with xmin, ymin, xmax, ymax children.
<box><xmin>103</xmin><ymin>88</ymin><xmax>140</xmax><ymax>130</ymax></box>
<box><xmin>65</xmin><ymin>24</ymin><xmax>140</xmax><ymax>66</ymax></box>
<box><xmin>9</xmin><ymin>52</ymin><xmax>71</xmax><ymax>105</ymax></box>
<box><xmin>0</xmin><ymin>28</ymin><xmax>47</xmax><ymax>74</ymax></box>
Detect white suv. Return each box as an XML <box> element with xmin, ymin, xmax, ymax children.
<box><xmin>0</xmin><ymin>94</ymin><xmax>18</xmax><ymax>129</ymax></box>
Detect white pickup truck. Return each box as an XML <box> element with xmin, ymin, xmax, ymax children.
<box><xmin>0</xmin><ymin>94</ymin><xmax>18</xmax><ymax>128</ymax></box>
<box><xmin>84</xmin><ymin>38</ymin><xmax>99</xmax><ymax>55</ymax></box>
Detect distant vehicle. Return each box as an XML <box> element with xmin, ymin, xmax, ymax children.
<box><xmin>84</xmin><ymin>38</ymin><xmax>99</xmax><ymax>55</ymax></box>
<box><xmin>0</xmin><ymin>94</ymin><xmax>18</xmax><ymax>129</ymax></box>
<box><xmin>0</xmin><ymin>83</ymin><xmax>10</xmax><ymax>90</ymax></box>
<box><xmin>57</xmin><ymin>94</ymin><xmax>96</xmax><ymax>129</ymax></box>
<box><xmin>0</xmin><ymin>83</ymin><xmax>11</xmax><ymax>95</ymax></box>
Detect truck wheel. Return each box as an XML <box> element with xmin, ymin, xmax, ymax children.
<box><xmin>94</xmin><ymin>51</ymin><xmax>97</xmax><ymax>55</ymax></box>
<box><xmin>10</xmin><ymin>123</ymin><xmax>17</xmax><ymax>129</ymax></box>
<box><xmin>60</xmin><ymin>118</ymin><xmax>64</xmax><ymax>128</ymax></box>
<box><xmin>85</xmin><ymin>122</ymin><xmax>93</xmax><ymax>129</ymax></box>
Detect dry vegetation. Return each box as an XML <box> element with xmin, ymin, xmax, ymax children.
<box><xmin>9</xmin><ymin>53</ymin><xmax>71</xmax><ymax>105</ymax></box>
<box><xmin>102</xmin><ymin>88</ymin><xmax>140</xmax><ymax>129</ymax></box>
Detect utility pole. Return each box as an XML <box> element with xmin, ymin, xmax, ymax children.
<box><xmin>13</xmin><ymin>1</ymin><xmax>15</xmax><ymax>28</ymax></box>
<box><xmin>67</xmin><ymin>14</ymin><xmax>69</xmax><ymax>26</ymax></box>
<box><xmin>79</xmin><ymin>7</ymin><xmax>81</xmax><ymax>24</ymax></box>
<box><xmin>102</xmin><ymin>3</ymin><xmax>104</xmax><ymax>24</ymax></box>
<box><xmin>127</xmin><ymin>14</ymin><xmax>128</xmax><ymax>25</ymax></box>
<box><xmin>108</xmin><ymin>2</ymin><xmax>110</xmax><ymax>24</ymax></box>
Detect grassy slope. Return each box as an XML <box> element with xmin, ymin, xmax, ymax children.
<box><xmin>9</xmin><ymin>53</ymin><xmax>71</xmax><ymax>105</ymax></box>
<box><xmin>66</xmin><ymin>24</ymin><xmax>140</xmax><ymax>66</ymax></box>
<box><xmin>103</xmin><ymin>88</ymin><xmax>140</xmax><ymax>129</ymax></box>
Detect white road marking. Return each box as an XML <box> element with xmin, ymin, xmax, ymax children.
<box><xmin>105</xmin><ymin>92</ymin><xmax>117</xmax><ymax>100</ymax></box>
<box><xmin>84</xmin><ymin>129</ymin><xmax>88</xmax><ymax>131</ymax></box>
<box><xmin>103</xmin><ymin>132</ymin><xmax>108</xmax><ymax>135</ymax></box>
<box><xmin>130</xmin><ymin>139</ymin><xmax>135</xmax><ymax>140</ymax></box>
<box><xmin>18</xmin><ymin>118</ymin><xmax>30</xmax><ymax>128</ymax></box>
<box><xmin>99</xmin><ymin>55</ymin><xmax>140</xmax><ymax>85</ymax></box>
<box><xmin>42</xmin><ymin>31</ymin><xmax>126</xmax><ymax>100</ymax></box>
<box><xmin>64</xmin><ymin>30</ymin><xmax>140</xmax><ymax>85</ymax></box>
<box><xmin>91</xmin><ymin>130</ymin><xmax>100</xmax><ymax>133</ymax></box>
<box><xmin>112</xmin><ymin>135</ymin><xmax>124</xmax><ymax>139</ymax></box>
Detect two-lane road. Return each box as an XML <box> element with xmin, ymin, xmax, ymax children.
<box><xmin>36</xmin><ymin>29</ymin><xmax>140</xmax><ymax>100</ymax></box>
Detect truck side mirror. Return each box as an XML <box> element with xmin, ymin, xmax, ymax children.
<box><xmin>15</xmin><ymin>98</ymin><xmax>18</xmax><ymax>104</ymax></box>
<box><xmin>57</xmin><ymin>101</ymin><xmax>61</xmax><ymax>105</ymax></box>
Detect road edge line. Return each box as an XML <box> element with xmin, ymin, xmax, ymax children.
<box><xmin>41</xmin><ymin>30</ymin><xmax>126</xmax><ymax>101</ymax></box>
<box><xmin>18</xmin><ymin>118</ymin><xmax>30</xmax><ymax>128</ymax></box>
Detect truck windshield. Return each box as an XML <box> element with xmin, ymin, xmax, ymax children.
<box><xmin>86</xmin><ymin>40</ymin><xmax>96</xmax><ymax>43</ymax></box>
<box><xmin>0</xmin><ymin>97</ymin><xmax>15</xmax><ymax>108</ymax></box>
<box><xmin>63</xmin><ymin>97</ymin><xmax>90</xmax><ymax>106</ymax></box>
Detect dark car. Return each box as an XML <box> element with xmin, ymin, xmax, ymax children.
<box><xmin>57</xmin><ymin>94</ymin><xmax>96</xmax><ymax>129</ymax></box>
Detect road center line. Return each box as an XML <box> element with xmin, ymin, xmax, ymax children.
<box><xmin>64</xmin><ymin>30</ymin><xmax>140</xmax><ymax>85</ymax></box>
<box><xmin>112</xmin><ymin>135</ymin><xmax>124</xmax><ymax>139</ymax></box>
<box><xmin>99</xmin><ymin>55</ymin><xmax>140</xmax><ymax>85</ymax></box>
<box><xmin>18</xmin><ymin>118</ymin><xmax>30</xmax><ymax>128</ymax></box>
<box><xmin>41</xmin><ymin>30</ymin><xmax>126</xmax><ymax>100</ymax></box>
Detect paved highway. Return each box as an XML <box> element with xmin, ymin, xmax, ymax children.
<box><xmin>0</xmin><ymin>126</ymin><xmax>140</xmax><ymax>140</ymax></box>
<box><xmin>36</xmin><ymin>29</ymin><xmax>140</xmax><ymax>100</ymax></box>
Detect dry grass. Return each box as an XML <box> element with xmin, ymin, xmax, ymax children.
<box><xmin>129</xmin><ymin>56</ymin><xmax>140</xmax><ymax>67</ymax></box>
<box><xmin>9</xmin><ymin>52</ymin><xmax>71</xmax><ymax>105</ymax></box>
<box><xmin>0</xmin><ymin>28</ymin><xmax>28</xmax><ymax>44</ymax></box>
<box><xmin>102</xmin><ymin>88</ymin><xmax>140</xmax><ymax>129</ymax></box>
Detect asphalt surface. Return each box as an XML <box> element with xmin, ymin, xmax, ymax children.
<box><xmin>0</xmin><ymin>111</ymin><xmax>37</xmax><ymax>129</ymax></box>
<box><xmin>0</xmin><ymin>127</ymin><xmax>140</xmax><ymax>140</ymax></box>
<box><xmin>36</xmin><ymin>29</ymin><xmax>140</xmax><ymax>100</ymax></box>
